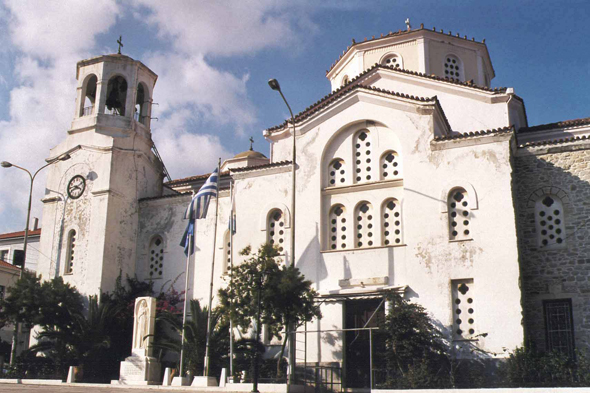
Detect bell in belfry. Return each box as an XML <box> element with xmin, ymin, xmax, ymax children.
<box><xmin>105</xmin><ymin>75</ymin><xmax>128</xmax><ymax>115</ymax></box>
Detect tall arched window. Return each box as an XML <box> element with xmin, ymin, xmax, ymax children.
<box><xmin>353</xmin><ymin>130</ymin><xmax>372</xmax><ymax>183</ymax></box>
<box><xmin>329</xmin><ymin>205</ymin><xmax>347</xmax><ymax>250</ymax></box>
<box><xmin>535</xmin><ymin>195</ymin><xmax>566</xmax><ymax>249</ymax></box>
<box><xmin>448</xmin><ymin>188</ymin><xmax>471</xmax><ymax>241</ymax></box>
<box><xmin>149</xmin><ymin>236</ymin><xmax>164</xmax><ymax>278</ymax></box>
<box><xmin>382</xmin><ymin>198</ymin><xmax>402</xmax><ymax>245</ymax></box>
<box><xmin>135</xmin><ymin>83</ymin><xmax>149</xmax><ymax>125</ymax></box>
<box><xmin>105</xmin><ymin>75</ymin><xmax>128</xmax><ymax>116</ymax></box>
<box><xmin>444</xmin><ymin>55</ymin><xmax>463</xmax><ymax>81</ymax></box>
<box><xmin>267</xmin><ymin>210</ymin><xmax>285</xmax><ymax>254</ymax></box>
<box><xmin>80</xmin><ymin>74</ymin><xmax>97</xmax><ymax>117</ymax></box>
<box><xmin>355</xmin><ymin>202</ymin><xmax>374</xmax><ymax>248</ymax></box>
<box><xmin>65</xmin><ymin>230</ymin><xmax>76</xmax><ymax>274</ymax></box>
<box><xmin>341</xmin><ymin>75</ymin><xmax>349</xmax><ymax>86</ymax></box>
<box><xmin>223</xmin><ymin>230</ymin><xmax>231</xmax><ymax>273</ymax></box>
<box><xmin>328</xmin><ymin>158</ymin><xmax>346</xmax><ymax>186</ymax></box>
<box><xmin>380</xmin><ymin>151</ymin><xmax>401</xmax><ymax>180</ymax></box>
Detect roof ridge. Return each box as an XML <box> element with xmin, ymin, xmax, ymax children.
<box><xmin>266</xmin><ymin>83</ymin><xmax>434</xmax><ymax>132</ymax></box>
<box><xmin>166</xmin><ymin>171</ymin><xmax>230</xmax><ymax>186</ymax></box>
<box><xmin>518</xmin><ymin>116</ymin><xmax>590</xmax><ymax>134</ymax></box>
<box><xmin>518</xmin><ymin>134</ymin><xmax>590</xmax><ymax>148</ymax></box>
<box><xmin>230</xmin><ymin>160</ymin><xmax>293</xmax><ymax>173</ymax></box>
<box><xmin>434</xmin><ymin>125</ymin><xmax>514</xmax><ymax>141</ymax></box>
<box><xmin>327</xmin><ymin>25</ymin><xmax>487</xmax><ymax>75</ymax></box>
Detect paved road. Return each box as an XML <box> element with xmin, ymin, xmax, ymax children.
<box><xmin>0</xmin><ymin>384</ymin><xmax>210</xmax><ymax>393</ymax></box>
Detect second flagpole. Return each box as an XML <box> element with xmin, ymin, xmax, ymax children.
<box><xmin>203</xmin><ymin>157</ymin><xmax>222</xmax><ymax>376</ymax></box>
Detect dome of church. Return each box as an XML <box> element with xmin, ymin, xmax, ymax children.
<box><xmin>234</xmin><ymin>149</ymin><xmax>267</xmax><ymax>159</ymax></box>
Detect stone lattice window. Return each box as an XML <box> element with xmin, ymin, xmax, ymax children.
<box><xmin>223</xmin><ymin>230</ymin><xmax>231</xmax><ymax>272</ymax></box>
<box><xmin>328</xmin><ymin>159</ymin><xmax>346</xmax><ymax>186</ymax></box>
<box><xmin>149</xmin><ymin>236</ymin><xmax>164</xmax><ymax>278</ymax></box>
<box><xmin>65</xmin><ymin>230</ymin><xmax>76</xmax><ymax>274</ymax></box>
<box><xmin>448</xmin><ymin>188</ymin><xmax>471</xmax><ymax>241</ymax></box>
<box><xmin>354</xmin><ymin>130</ymin><xmax>372</xmax><ymax>183</ymax></box>
<box><xmin>268</xmin><ymin>210</ymin><xmax>285</xmax><ymax>254</ymax></box>
<box><xmin>329</xmin><ymin>205</ymin><xmax>347</xmax><ymax>250</ymax></box>
<box><xmin>444</xmin><ymin>55</ymin><xmax>462</xmax><ymax>81</ymax></box>
<box><xmin>382</xmin><ymin>199</ymin><xmax>402</xmax><ymax>246</ymax></box>
<box><xmin>380</xmin><ymin>151</ymin><xmax>401</xmax><ymax>180</ymax></box>
<box><xmin>452</xmin><ymin>279</ymin><xmax>476</xmax><ymax>340</ymax></box>
<box><xmin>355</xmin><ymin>202</ymin><xmax>374</xmax><ymax>248</ymax></box>
<box><xmin>381</xmin><ymin>54</ymin><xmax>401</xmax><ymax>68</ymax></box>
<box><xmin>535</xmin><ymin>195</ymin><xmax>566</xmax><ymax>249</ymax></box>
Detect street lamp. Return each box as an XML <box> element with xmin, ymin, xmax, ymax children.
<box><xmin>1</xmin><ymin>152</ymin><xmax>71</xmax><ymax>364</ymax></box>
<box><xmin>268</xmin><ymin>79</ymin><xmax>296</xmax><ymax>387</ymax></box>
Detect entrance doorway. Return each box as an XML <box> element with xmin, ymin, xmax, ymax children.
<box><xmin>344</xmin><ymin>298</ymin><xmax>385</xmax><ymax>389</ymax></box>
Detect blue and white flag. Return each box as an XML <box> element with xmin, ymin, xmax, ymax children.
<box><xmin>185</xmin><ymin>168</ymin><xmax>219</xmax><ymax>220</ymax></box>
<box><xmin>180</xmin><ymin>168</ymin><xmax>219</xmax><ymax>256</ymax></box>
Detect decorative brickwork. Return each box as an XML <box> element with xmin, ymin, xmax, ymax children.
<box><xmin>514</xmin><ymin>148</ymin><xmax>590</xmax><ymax>352</ymax></box>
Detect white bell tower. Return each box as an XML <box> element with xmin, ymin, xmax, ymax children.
<box><xmin>38</xmin><ymin>53</ymin><xmax>164</xmax><ymax>295</ymax></box>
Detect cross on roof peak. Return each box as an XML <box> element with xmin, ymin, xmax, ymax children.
<box><xmin>117</xmin><ymin>35</ymin><xmax>124</xmax><ymax>54</ymax></box>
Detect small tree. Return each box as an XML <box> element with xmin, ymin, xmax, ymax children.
<box><xmin>378</xmin><ymin>292</ymin><xmax>451</xmax><ymax>389</ymax></box>
<box><xmin>218</xmin><ymin>244</ymin><xmax>321</xmax><ymax>377</ymax></box>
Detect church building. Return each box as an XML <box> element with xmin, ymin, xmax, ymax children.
<box><xmin>34</xmin><ymin>24</ymin><xmax>590</xmax><ymax>387</ymax></box>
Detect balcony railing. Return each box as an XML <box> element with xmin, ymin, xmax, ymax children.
<box><xmin>105</xmin><ymin>107</ymin><xmax>124</xmax><ymax>116</ymax></box>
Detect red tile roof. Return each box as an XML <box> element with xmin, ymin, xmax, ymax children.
<box><xmin>327</xmin><ymin>25</ymin><xmax>488</xmax><ymax>75</ymax></box>
<box><xmin>0</xmin><ymin>229</ymin><xmax>41</xmax><ymax>240</ymax></box>
<box><xmin>266</xmin><ymin>83</ymin><xmax>436</xmax><ymax>133</ymax></box>
<box><xmin>230</xmin><ymin>161</ymin><xmax>292</xmax><ymax>173</ymax></box>
<box><xmin>0</xmin><ymin>259</ymin><xmax>20</xmax><ymax>271</ymax></box>
<box><xmin>518</xmin><ymin>134</ymin><xmax>590</xmax><ymax>148</ymax></box>
<box><xmin>518</xmin><ymin>117</ymin><xmax>590</xmax><ymax>134</ymax></box>
<box><xmin>434</xmin><ymin>126</ymin><xmax>514</xmax><ymax>141</ymax></box>
<box><xmin>165</xmin><ymin>171</ymin><xmax>231</xmax><ymax>187</ymax></box>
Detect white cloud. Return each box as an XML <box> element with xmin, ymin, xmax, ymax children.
<box><xmin>132</xmin><ymin>0</ymin><xmax>318</xmax><ymax>57</ymax></box>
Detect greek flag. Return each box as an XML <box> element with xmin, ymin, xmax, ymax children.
<box><xmin>180</xmin><ymin>168</ymin><xmax>219</xmax><ymax>256</ymax></box>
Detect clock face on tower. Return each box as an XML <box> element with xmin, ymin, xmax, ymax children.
<box><xmin>67</xmin><ymin>175</ymin><xmax>86</xmax><ymax>199</ymax></box>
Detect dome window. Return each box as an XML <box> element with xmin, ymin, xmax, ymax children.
<box><xmin>444</xmin><ymin>55</ymin><xmax>463</xmax><ymax>81</ymax></box>
<box><xmin>381</xmin><ymin>54</ymin><xmax>402</xmax><ymax>68</ymax></box>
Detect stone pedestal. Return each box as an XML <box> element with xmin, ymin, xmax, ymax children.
<box><xmin>112</xmin><ymin>297</ymin><xmax>160</xmax><ymax>385</ymax></box>
<box><xmin>191</xmin><ymin>375</ymin><xmax>218</xmax><ymax>386</ymax></box>
<box><xmin>114</xmin><ymin>355</ymin><xmax>160</xmax><ymax>385</ymax></box>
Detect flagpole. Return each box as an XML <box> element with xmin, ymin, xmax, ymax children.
<box><xmin>204</xmin><ymin>158</ymin><xmax>222</xmax><ymax>376</ymax></box>
<box><xmin>179</xmin><ymin>221</ymin><xmax>193</xmax><ymax>379</ymax></box>
<box><xmin>229</xmin><ymin>178</ymin><xmax>235</xmax><ymax>379</ymax></box>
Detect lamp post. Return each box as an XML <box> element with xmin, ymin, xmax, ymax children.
<box><xmin>268</xmin><ymin>79</ymin><xmax>296</xmax><ymax>386</ymax></box>
<box><xmin>1</xmin><ymin>153</ymin><xmax>71</xmax><ymax>364</ymax></box>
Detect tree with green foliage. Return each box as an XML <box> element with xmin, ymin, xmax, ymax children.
<box><xmin>377</xmin><ymin>292</ymin><xmax>451</xmax><ymax>389</ymax></box>
<box><xmin>28</xmin><ymin>296</ymin><xmax>120</xmax><ymax>381</ymax></box>
<box><xmin>218</xmin><ymin>244</ymin><xmax>321</xmax><ymax>377</ymax></box>
<box><xmin>152</xmin><ymin>299</ymin><xmax>229</xmax><ymax>377</ymax></box>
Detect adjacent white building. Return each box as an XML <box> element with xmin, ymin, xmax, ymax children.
<box><xmin>30</xmin><ymin>25</ymin><xmax>590</xmax><ymax>388</ymax></box>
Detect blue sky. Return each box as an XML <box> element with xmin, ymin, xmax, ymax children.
<box><xmin>0</xmin><ymin>0</ymin><xmax>588</xmax><ymax>233</ymax></box>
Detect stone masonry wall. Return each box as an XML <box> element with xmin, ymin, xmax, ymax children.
<box><xmin>514</xmin><ymin>145</ymin><xmax>590</xmax><ymax>353</ymax></box>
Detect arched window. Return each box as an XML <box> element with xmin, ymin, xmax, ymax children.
<box><xmin>448</xmin><ymin>188</ymin><xmax>471</xmax><ymax>241</ymax></box>
<box><xmin>135</xmin><ymin>83</ymin><xmax>149</xmax><ymax>125</ymax></box>
<box><xmin>329</xmin><ymin>205</ymin><xmax>347</xmax><ymax>250</ymax></box>
<box><xmin>328</xmin><ymin>158</ymin><xmax>346</xmax><ymax>186</ymax></box>
<box><xmin>535</xmin><ymin>195</ymin><xmax>566</xmax><ymax>249</ymax></box>
<box><xmin>355</xmin><ymin>202</ymin><xmax>374</xmax><ymax>248</ymax></box>
<box><xmin>65</xmin><ymin>230</ymin><xmax>76</xmax><ymax>274</ymax></box>
<box><xmin>341</xmin><ymin>75</ymin><xmax>349</xmax><ymax>87</ymax></box>
<box><xmin>382</xmin><ymin>199</ymin><xmax>402</xmax><ymax>245</ymax></box>
<box><xmin>381</xmin><ymin>53</ymin><xmax>402</xmax><ymax>68</ymax></box>
<box><xmin>80</xmin><ymin>74</ymin><xmax>97</xmax><ymax>117</ymax></box>
<box><xmin>105</xmin><ymin>75</ymin><xmax>128</xmax><ymax>116</ymax></box>
<box><xmin>444</xmin><ymin>55</ymin><xmax>463</xmax><ymax>81</ymax></box>
<box><xmin>267</xmin><ymin>210</ymin><xmax>285</xmax><ymax>254</ymax></box>
<box><xmin>380</xmin><ymin>151</ymin><xmax>401</xmax><ymax>180</ymax></box>
<box><xmin>149</xmin><ymin>236</ymin><xmax>164</xmax><ymax>278</ymax></box>
<box><xmin>353</xmin><ymin>130</ymin><xmax>372</xmax><ymax>183</ymax></box>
